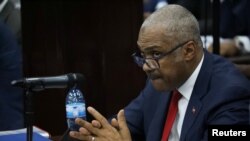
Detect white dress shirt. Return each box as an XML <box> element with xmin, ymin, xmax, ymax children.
<box><xmin>168</xmin><ymin>54</ymin><xmax>204</xmax><ymax>141</ymax></box>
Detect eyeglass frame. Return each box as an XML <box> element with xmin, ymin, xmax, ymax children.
<box><xmin>132</xmin><ymin>40</ymin><xmax>190</xmax><ymax>68</ymax></box>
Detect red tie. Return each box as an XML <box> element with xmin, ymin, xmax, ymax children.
<box><xmin>161</xmin><ymin>90</ymin><xmax>182</xmax><ymax>141</ymax></box>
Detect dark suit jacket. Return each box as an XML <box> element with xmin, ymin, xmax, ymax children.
<box><xmin>124</xmin><ymin>50</ymin><xmax>250</xmax><ymax>141</ymax></box>
<box><xmin>0</xmin><ymin>20</ymin><xmax>24</xmax><ymax>131</ymax></box>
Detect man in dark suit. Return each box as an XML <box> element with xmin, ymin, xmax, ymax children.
<box><xmin>69</xmin><ymin>4</ymin><xmax>250</xmax><ymax>141</ymax></box>
<box><xmin>0</xmin><ymin>0</ymin><xmax>22</xmax><ymax>45</ymax></box>
<box><xmin>0</xmin><ymin>19</ymin><xmax>24</xmax><ymax>131</ymax></box>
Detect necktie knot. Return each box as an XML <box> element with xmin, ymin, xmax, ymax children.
<box><xmin>172</xmin><ymin>89</ymin><xmax>182</xmax><ymax>102</ymax></box>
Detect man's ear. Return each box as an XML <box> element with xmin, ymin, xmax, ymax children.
<box><xmin>183</xmin><ymin>41</ymin><xmax>196</xmax><ymax>61</ymax></box>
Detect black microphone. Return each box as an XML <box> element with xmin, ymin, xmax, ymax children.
<box><xmin>11</xmin><ymin>73</ymin><xmax>84</xmax><ymax>91</ymax></box>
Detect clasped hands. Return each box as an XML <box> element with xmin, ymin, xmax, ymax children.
<box><xmin>69</xmin><ymin>106</ymin><xmax>132</xmax><ymax>141</ymax></box>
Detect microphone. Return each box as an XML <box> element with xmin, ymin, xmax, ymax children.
<box><xmin>11</xmin><ymin>73</ymin><xmax>84</xmax><ymax>91</ymax></box>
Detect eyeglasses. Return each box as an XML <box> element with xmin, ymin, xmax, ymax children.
<box><xmin>132</xmin><ymin>41</ymin><xmax>189</xmax><ymax>69</ymax></box>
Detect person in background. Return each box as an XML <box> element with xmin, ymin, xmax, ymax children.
<box><xmin>0</xmin><ymin>19</ymin><xmax>23</xmax><ymax>130</ymax></box>
<box><xmin>207</xmin><ymin>0</ymin><xmax>250</xmax><ymax>56</ymax></box>
<box><xmin>206</xmin><ymin>0</ymin><xmax>250</xmax><ymax>78</ymax></box>
<box><xmin>70</xmin><ymin>4</ymin><xmax>249</xmax><ymax>141</ymax></box>
<box><xmin>143</xmin><ymin>0</ymin><xmax>168</xmax><ymax>19</ymax></box>
<box><xmin>143</xmin><ymin>0</ymin><xmax>210</xmax><ymax>35</ymax></box>
<box><xmin>0</xmin><ymin>0</ymin><xmax>22</xmax><ymax>45</ymax></box>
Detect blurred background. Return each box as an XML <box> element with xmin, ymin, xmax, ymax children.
<box><xmin>21</xmin><ymin>0</ymin><xmax>145</xmax><ymax>136</ymax></box>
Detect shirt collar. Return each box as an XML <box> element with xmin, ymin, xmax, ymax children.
<box><xmin>177</xmin><ymin>54</ymin><xmax>204</xmax><ymax>100</ymax></box>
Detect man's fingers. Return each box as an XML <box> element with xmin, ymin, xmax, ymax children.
<box><xmin>75</xmin><ymin>118</ymin><xmax>98</xmax><ymax>135</ymax></box>
<box><xmin>117</xmin><ymin>109</ymin><xmax>127</xmax><ymax>127</ymax></box>
<box><xmin>69</xmin><ymin>131</ymin><xmax>93</xmax><ymax>141</ymax></box>
<box><xmin>92</xmin><ymin>120</ymin><xmax>102</xmax><ymax>128</ymax></box>
<box><xmin>87</xmin><ymin>106</ymin><xmax>109</xmax><ymax>128</ymax></box>
<box><xmin>111</xmin><ymin>118</ymin><xmax>119</xmax><ymax>129</ymax></box>
<box><xmin>79</xmin><ymin>127</ymin><xmax>91</xmax><ymax>135</ymax></box>
<box><xmin>117</xmin><ymin>109</ymin><xmax>131</xmax><ymax>138</ymax></box>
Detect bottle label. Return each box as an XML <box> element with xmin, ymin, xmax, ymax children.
<box><xmin>66</xmin><ymin>103</ymin><xmax>86</xmax><ymax>118</ymax></box>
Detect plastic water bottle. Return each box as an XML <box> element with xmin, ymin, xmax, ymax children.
<box><xmin>66</xmin><ymin>87</ymin><xmax>86</xmax><ymax>131</ymax></box>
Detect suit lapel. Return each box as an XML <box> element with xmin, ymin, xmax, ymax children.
<box><xmin>146</xmin><ymin>91</ymin><xmax>172</xmax><ymax>141</ymax></box>
<box><xmin>180</xmin><ymin>50</ymin><xmax>213</xmax><ymax>141</ymax></box>
<box><xmin>180</xmin><ymin>94</ymin><xmax>202</xmax><ymax>141</ymax></box>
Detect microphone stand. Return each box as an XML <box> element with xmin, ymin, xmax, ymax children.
<box><xmin>25</xmin><ymin>88</ymin><xmax>34</xmax><ymax>141</ymax></box>
<box><xmin>10</xmin><ymin>73</ymin><xmax>85</xmax><ymax>141</ymax></box>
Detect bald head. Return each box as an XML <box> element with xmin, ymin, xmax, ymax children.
<box><xmin>141</xmin><ymin>4</ymin><xmax>202</xmax><ymax>47</ymax></box>
<box><xmin>137</xmin><ymin>5</ymin><xmax>204</xmax><ymax>91</ymax></box>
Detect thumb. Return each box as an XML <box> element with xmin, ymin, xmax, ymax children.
<box><xmin>117</xmin><ymin>109</ymin><xmax>127</xmax><ymax>129</ymax></box>
<box><xmin>117</xmin><ymin>109</ymin><xmax>132</xmax><ymax>140</ymax></box>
